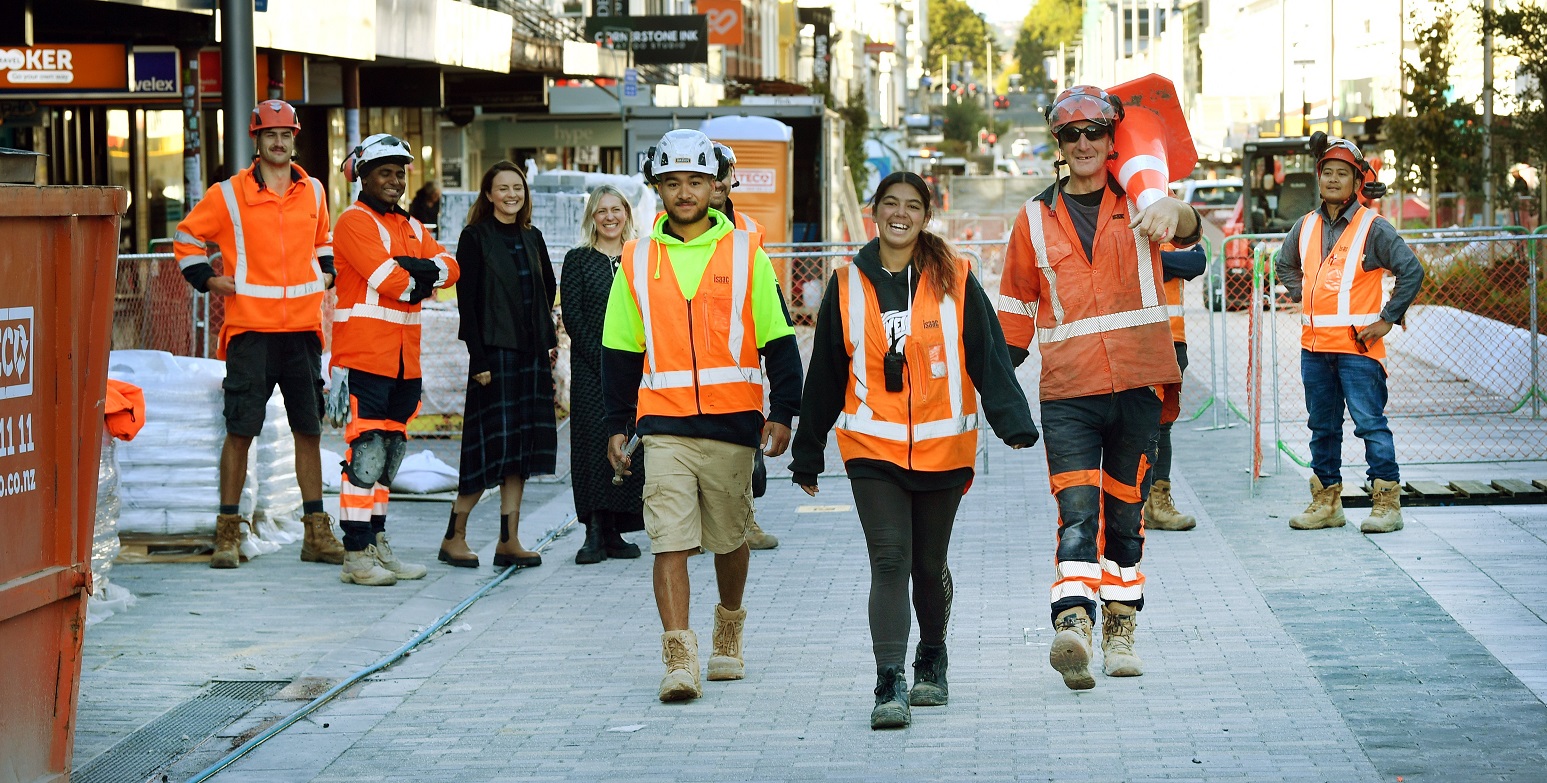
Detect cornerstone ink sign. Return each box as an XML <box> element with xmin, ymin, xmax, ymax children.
<box><xmin>584</xmin><ymin>15</ymin><xmax>710</xmax><ymax>65</ymax></box>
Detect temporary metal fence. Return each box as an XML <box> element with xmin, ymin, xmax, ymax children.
<box><xmin>1228</xmin><ymin>229</ymin><xmax>1547</xmax><ymax>490</ymax></box>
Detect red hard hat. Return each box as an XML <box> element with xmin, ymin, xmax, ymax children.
<box><xmin>249</xmin><ymin>100</ymin><xmax>301</xmax><ymax>137</ymax></box>
<box><xmin>1318</xmin><ymin>137</ymin><xmax>1366</xmax><ymax>174</ymax></box>
<box><xmin>1045</xmin><ymin>85</ymin><xmax>1123</xmax><ymax>133</ymax></box>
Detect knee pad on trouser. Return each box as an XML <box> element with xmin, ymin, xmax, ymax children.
<box><xmin>1053</xmin><ymin>485</ymin><xmax>1102</xmax><ymax>564</ymax></box>
<box><xmin>345</xmin><ymin>430</ymin><xmax>406</xmax><ymax>489</ymax></box>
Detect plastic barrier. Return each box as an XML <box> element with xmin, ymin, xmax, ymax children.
<box><xmin>0</xmin><ymin>184</ymin><xmax>127</xmax><ymax>781</ymax></box>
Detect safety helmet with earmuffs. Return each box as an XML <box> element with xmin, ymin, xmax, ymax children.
<box><xmin>641</xmin><ymin>129</ymin><xmax>731</xmax><ymax>185</ymax></box>
<box><xmin>1309</xmin><ymin>131</ymin><xmax>1387</xmax><ymax>202</ymax></box>
<box><xmin>341</xmin><ymin>133</ymin><xmax>416</xmax><ymax>183</ymax></box>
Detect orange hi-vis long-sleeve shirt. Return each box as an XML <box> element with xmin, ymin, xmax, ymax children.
<box><xmin>330</xmin><ymin>198</ymin><xmax>459</xmax><ymax>379</ymax></box>
<box><xmin>172</xmin><ymin>163</ymin><xmax>332</xmax><ymax>358</ymax></box>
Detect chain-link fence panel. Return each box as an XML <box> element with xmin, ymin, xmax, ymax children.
<box><xmin>112</xmin><ymin>254</ymin><xmax>214</xmax><ymax>358</ymax></box>
<box><xmin>1249</xmin><ymin>232</ymin><xmax>1547</xmax><ymax>476</ymax></box>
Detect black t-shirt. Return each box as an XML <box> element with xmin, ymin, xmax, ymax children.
<box><xmin>1063</xmin><ymin>187</ymin><xmax>1105</xmax><ymax>261</ymax></box>
<box><xmin>872</xmin><ymin>262</ymin><xmax>917</xmax><ymax>352</ymax></box>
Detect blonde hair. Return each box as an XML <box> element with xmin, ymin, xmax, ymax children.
<box><xmin>579</xmin><ymin>185</ymin><xmax>637</xmax><ymax>249</ymax></box>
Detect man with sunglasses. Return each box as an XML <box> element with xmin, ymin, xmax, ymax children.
<box><xmin>1274</xmin><ymin>137</ymin><xmax>1423</xmax><ymax>535</ymax></box>
<box><xmin>174</xmin><ymin>99</ymin><xmax>346</xmax><ymax>571</ymax></box>
<box><xmin>997</xmin><ymin>85</ymin><xmax>1203</xmax><ymax>691</ymax></box>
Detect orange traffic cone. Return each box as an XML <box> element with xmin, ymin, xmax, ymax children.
<box><xmin>1105</xmin><ymin>74</ymin><xmax>1199</xmax><ymax>212</ymax></box>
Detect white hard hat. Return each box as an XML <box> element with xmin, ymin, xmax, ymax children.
<box><xmin>712</xmin><ymin>141</ymin><xmax>737</xmax><ymax>166</ymax></box>
<box><xmin>643</xmin><ymin>129</ymin><xmax>723</xmax><ymax>183</ymax></box>
<box><xmin>342</xmin><ymin>133</ymin><xmax>415</xmax><ymax>182</ymax></box>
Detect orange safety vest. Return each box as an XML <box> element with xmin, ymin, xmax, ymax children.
<box><xmin>997</xmin><ymin>189</ymin><xmax>1181</xmax><ymax>401</ymax></box>
<box><xmin>621</xmin><ymin>230</ymin><xmax>764</xmax><ymax>419</ymax></box>
<box><xmin>736</xmin><ymin>211</ymin><xmax>762</xmax><ymax>236</ymax></box>
<box><xmin>1165</xmin><ymin>277</ymin><xmax>1186</xmax><ymax>344</ymax></box>
<box><xmin>1297</xmin><ymin>205</ymin><xmax>1387</xmax><ymax>362</ymax></box>
<box><xmin>172</xmin><ymin>164</ymin><xmax>331</xmax><ymax>358</ymax></box>
<box><xmin>331</xmin><ymin>204</ymin><xmax>458</xmax><ymax>379</ymax></box>
<box><xmin>834</xmin><ymin>259</ymin><xmax>978</xmax><ymax>472</ymax></box>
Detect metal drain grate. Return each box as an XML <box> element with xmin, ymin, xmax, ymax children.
<box><xmin>74</xmin><ymin>680</ymin><xmax>288</xmax><ymax>783</ymax></box>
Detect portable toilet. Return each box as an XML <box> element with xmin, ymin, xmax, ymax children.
<box><xmin>699</xmin><ymin>115</ymin><xmax>794</xmax><ymax>248</ymax></box>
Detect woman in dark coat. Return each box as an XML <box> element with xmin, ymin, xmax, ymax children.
<box><xmin>439</xmin><ymin>161</ymin><xmax>557</xmax><ymax>570</ymax></box>
<box><xmin>561</xmin><ymin>184</ymin><xmax>645</xmax><ymax>564</ymax></box>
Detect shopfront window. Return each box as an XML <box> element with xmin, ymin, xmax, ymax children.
<box><xmin>145</xmin><ymin>109</ymin><xmax>185</xmax><ymax>247</ymax></box>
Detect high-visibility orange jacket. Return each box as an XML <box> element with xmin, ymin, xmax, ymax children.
<box><xmin>1165</xmin><ymin>278</ymin><xmax>1186</xmax><ymax>344</ymax></box>
<box><xmin>618</xmin><ymin>227</ymin><xmax>765</xmax><ymax>419</ymax></box>
<box><xmin>997</xmin><ymin>185</ymin><xmax>1181</xmax><ymax>401</ymax></box>
<box><xmin>330</xmin><ymin>198</ymin><xmax>459</xmax><ymax>379</ymax></box>
<box><xmin>735</xmin><ymin>210</ymin><xmax>762</xmax><ymax>238</ymax></box>
<box><xmin>1296</xmin><ymin>205</ymin><xmax>1388</xmax><ymax>361</ymax></box>
<box><xmin>173</xmin><ymin>163</ymin><xmax>331</xmax><ymax>358</ymax></box>
<box><xmin>834</xmin><ymin>258</ymin><xmax>978</xmax><ymax>472</ymax></box>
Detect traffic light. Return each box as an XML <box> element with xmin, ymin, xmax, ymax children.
<box><xmin>987</xmin><ymin>133</ymin><xmax>998</xmax><ymax>145</ymax></box>
<box><xmin>993</xmin><ymin>95</ymin><xmax>1010</xmax><ymax>110</ymax></box>
<box><xmin>967</xmin><ymin>83</ymin><xmax>979</xmax><ymax>96</ymax></box>
<box><xmin>949</xmin><ymin>83</ymin><xmax>960</xmax><ymax>94</ymax></box>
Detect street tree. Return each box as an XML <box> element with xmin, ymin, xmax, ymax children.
<box><xmin>1483</xmin><ymin>1</ymin><xmax>1547</xmax><ymax>212</ymax></box>
<box><xmin>1384</xmin><ymin>6</ymin><xmax>1480</xmax><ymax>197</ymax></box>
<box><xmin>927</xmin><ymin>0</ymin><xmax>993</xmax><ymax>79</ymax></box>
<box><xmin>1013</xmin><ymin>0</ymin><xmax>1081</xmax><ymax>93</ymax></box>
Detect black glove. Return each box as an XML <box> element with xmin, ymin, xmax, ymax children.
<box><xmin>394</xmin><ymin>255</ymin><xmax>439</xmax><ymax>275</ymax></box>
<box><xmin>395</xmin><ymin>256</ymin><xmax>440</xmax><ymax>304</ymax></box>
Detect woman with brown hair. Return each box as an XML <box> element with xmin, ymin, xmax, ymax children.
<box><xmin>561</xmin><ymin>185</ymin><xmax>646</xmax><ymax>564</ymax></box>
<box><xmin>439</xmin><ymin>161</ymin><xmax>557</xmax><ymax>570</ymax></box>
<box><xmin>790</xmin><ymin>171</ymin><xmax>1038</xmax><ymax>729</ymax></box>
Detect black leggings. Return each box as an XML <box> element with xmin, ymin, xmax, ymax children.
<box><xmin>851</xmin><ymin>478</ymin><xmax>965</xmax><ymax>669</ymax></box>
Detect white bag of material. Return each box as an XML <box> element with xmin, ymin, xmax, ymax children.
<box><xmin>89</xmin><ymin>430</ymin><xmax>135</xmax><ymax>626</ymax></box>
<box><xmin>253</xmin><ymin>391</ymin><xmax>303</xmax><ymax>529</ymax></box>
<box><xmin>320</xmin><ymin>448</ymin><xmax>344</xmax><ymax>492</ymax></box>
<box><xmin>389</xmin><ymin>450</ymin><xmax>460</xmax><ymax>494</ymax></box>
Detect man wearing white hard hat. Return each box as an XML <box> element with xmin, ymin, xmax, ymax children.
<box><xmin>330</xmin><ymin>133</ymin><xmax>461</xmax><ymax>587</ymax></box>
<box><xmin>602</xmin><ymin>129</ymin><xmax>803</xmax><ymax>702</ymax></box>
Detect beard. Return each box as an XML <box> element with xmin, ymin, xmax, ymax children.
<box><xmin>669</xmin><ymin>200</ymin><xmax>710</xmax><ymax>225</ymax></box>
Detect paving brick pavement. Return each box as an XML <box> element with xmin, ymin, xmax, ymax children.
<box><xmin>77</xmin><ymin>413</ymin><xmax>1547</xmax><ymax>781</ymax></box>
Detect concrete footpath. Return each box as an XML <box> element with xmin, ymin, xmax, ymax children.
<box><xmin>75</xmin><ymin>418</ymin><xmax>1547</xmax><ymax>782</ymax></box>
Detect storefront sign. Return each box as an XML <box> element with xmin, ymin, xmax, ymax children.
<box><xmin>696</xmin><ymin>0</ymin><xmax>744</xmax><ymax>47</ymax></box>
<box><xmin>131</xmin><ymin>49</ymin><xmax>180</xmax><ymax>95</ymax></box>
<box><xmin>0</xmin><ymin>44</ymin><xmax>128</xmax><ymax>93</ymax></box>
<box><xmin>592</xmin><ymin>0</ymin><xmax>628</xmax><ymax>17</ymax></box>
<box><xmin>584</xmin><ymin>16</ymin><xmax>710</xmax><ymax>65</ymax></box>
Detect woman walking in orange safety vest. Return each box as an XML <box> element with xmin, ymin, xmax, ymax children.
<box><xmin>1274</xmin><ymin>135</ymin><xmax>1423</xmax><ymax>535</ymax></box>
<box><xmin>330</xmin><ymin>133</ymin><xmax>460</xmax><ymax>587</ymax></box>
<box><xmin>791</xmin><ymin>172</ymin><xmax>1038</xmax><ymax>729</ymax></box>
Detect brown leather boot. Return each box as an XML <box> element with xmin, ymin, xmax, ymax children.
<box><xmin>1049</xmin><ymin>606</ymin><xmax>1095</xmax><ymax>690</ymax></box>
<box><xmin>1289</xmin><ymin>476</ymin><xmax>1347</xmax><ymax>530</ymax></box>
<box><xmin>300</xmin><ymin>511</ymin><xmax>346</xmax><ymax>564</ymax></box>
<box><xmin>210</xmin><ymin>514</ymin><xmax>246</xmax><ymax>569</ymax></box>
<box><xmin>438</xmin><ymin>509</ymin><xmax>479</xmax><ymax>568</ymax></box>
<box><xmin>493</xmin><ymin>512</ymin><xmax>542</xmax><ymax>568</ymax></box>
<box><xmin>746</xmin><ymin>518</ymin><xmax>779</xmax><ymax>550</ymax></box>
<box><xmin>1143</xmin><ymin>479</ymin><xmax>1196</xmax><ymax>531</ymax></box>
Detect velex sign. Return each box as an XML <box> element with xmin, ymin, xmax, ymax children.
<box><xmin>584</xmin><ymin>16</ymin><xmax>710</xmax><ymax>65</ymax></box>
<box><xmin>131</xmin><ymin>49</ymin><xmax>180</xmax><ymax>95</ymax></box>
<box><xmin>0</xmin><ymin>44</ymin><xmax>129</xmax><ymax>92</ymax></box>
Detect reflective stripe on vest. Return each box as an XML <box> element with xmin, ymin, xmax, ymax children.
<box><xmin>1024</xmin><ymin>197</ymin><xmax>1168</xmax><ymax>343</ymax></box>
<box><xmin>340</xmin><ymin>205</ymin><xmax>451</xmax><ymax>317</ymax></box>
<box><xmin>1299</xmin><ymin>207</ymin><xmax>1385</xmax><ymax>331</ymax></box>
<box><xmin>833</xmin><ymin>262</ymin><xmax>979</xmax><ymax>453</ymax></box>
<box><xmin>627</xmin><ymin>230</ymin><xmax>762</xmax><ymax>393</ymax></box>
<box><xmin>216</xmin><ymin>176</ymin><xmax>328</xmax><ymax>299</ymax></box>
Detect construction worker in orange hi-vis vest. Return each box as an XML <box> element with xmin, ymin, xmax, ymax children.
<box><xmin>1274</xmin><ymin>135</ymin><xmax>1424</xmax><ymax>536</ymax></box>
<box><xmin>173</xmin><ymin>99</ymin><xmax>346</xmax><ymax>571</ymax></box>
<box><xmin>330</xmin><ymin>133</ymin><xmax>460</xmax><ymax>587</ymax></box>
<box><xmin>708</xmin><ymin>140</ymin><xmax>784</xmax><ymax>551</ymax></box>
<box><xmin>1146</xmin><ymin>243</ymin><xmax>1208</xmax><ymax>532</ymax></box>
<box><xmin>996</xmin><ymin>85</ymin><xmax>1204</xmax><ymax>691</ymax></box>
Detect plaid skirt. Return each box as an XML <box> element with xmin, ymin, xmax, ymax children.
<box><xmin>458</xmin><ymin>347</ymin><xmax>557</xmax><ymax>493</ymax></box>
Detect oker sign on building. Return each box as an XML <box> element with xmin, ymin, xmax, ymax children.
<box><xmin>584</xmin><ymin>16</ymin><xmax>710</xmax><ymax>65</ymax></box>
<box><xmin>0</xmin><ymin>44</ymin><xmax>129</xmax><ymax>92</ymax></box>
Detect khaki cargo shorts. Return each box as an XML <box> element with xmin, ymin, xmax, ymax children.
<box><xmin>640</xmin><ymin>434</ymin><xmax>755</xmax><ymax>555</ymax></box>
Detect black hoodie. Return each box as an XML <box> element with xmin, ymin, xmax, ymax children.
<box><xmin>789</xmin><ymin>239</ymin><xmax>1039</xmax><ymax>490</ymax></box>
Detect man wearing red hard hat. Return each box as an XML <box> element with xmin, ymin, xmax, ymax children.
<box><xmin>1274</xmin><ymin>134</ymin><xmax>1424</xmax><ymax>536</ymax></box>
<box><xmin>996</xmin><ymin>84</ymin><xmax>1205</xmax><ymax>692</ymax></box>
<box><xmin>174</xmin><ymin>99</ymin><xmax>345</xmax><ymax>572</ymax></box>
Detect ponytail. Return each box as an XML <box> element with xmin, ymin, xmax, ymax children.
<box><xmin>913</xmin><ymin>230</ymin><xmax>960</xmax><ymax>301</ymax></box>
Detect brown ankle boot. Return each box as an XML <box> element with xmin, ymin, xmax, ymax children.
<box><xmin>438</xmin><ymin>509</ymin><xmax>479</xmax><ymax>568</ymax></box>
<box><xmin>493</xmin><ymin>512</ymin><xmax>542</xmax><ymax>568</ymax></box>
<box><xmin>211</xmin><ymin>514</ymin><xmax>247</xmax><ymax>569</ymax></box>
<box><xmin>300</xmin><ymin>511</ymin><xmax>346</xmax><ymax>564</ymax></box>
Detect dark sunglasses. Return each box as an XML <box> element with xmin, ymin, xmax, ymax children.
<box><xmin>1057</xmin><ymin>125</ymin><xmax>1112</xmax><ymax>144</ymax></box>
<box><xmin>1349</xmin><ymin>326</ymin><xmax>1369</xmax><ymax>353</ymax></box>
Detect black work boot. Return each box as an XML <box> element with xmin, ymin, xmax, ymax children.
<box><xmin>870</xmin><ymin>664</ymin><xmax>911</xmax><ymax>729</ymax></box>
<box><xmin>600</xmin><ymin>512</ymin><xmax>641</xmax><ymax>559</ymax></box>
<box><xmin>575</xmin><ymin>516</ymin><xmax>607</xmax><ymax>565</ymax></box>
<box><xmin>909</xmin><ymin>642</ymin><xmax>949</xmax><ymax>706</ymax></box>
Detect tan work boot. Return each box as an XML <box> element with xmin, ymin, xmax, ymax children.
<box><xmin>438</xmin><ymin>509</ymin><xmax>479</xmax><ymax>568</ymax></box>
<box><xmin>210</xmin><ymin>514</ymin><xmax>247</xmax><ymax>569</ymax></box>
<box><xmin>747</xmin><ymin>518</ymin><xmax>779</xmax><ymax>550</ymax></box>
<box><xmin>707</xmin><ymin>604</ymin><xmax>747</xmax><ymax>681</ymax></box>
<box><xmin>1100</xmin><ymin>602</ymin><xmax>1144</xmax><ymax>677</ymax></box>
<box><xmin>493</xmin><ymin>512</ymin><xmax>542</xmax><ymax>568</ymax></box>
<box><xmin>1143</xmin><ymin>480</ymin><xmax>1196</xmax><ymax>531</ymax></box>
<box><xmin>374</xmin><ymin>532</ymin><xmax>427</xmax><ymax>580</ymax></box>
<box><xmin>1049</xmin><ymin>607</ymin><xmax>1096</xmax><ymax>691</ymax></box>
<box><xmin>1361</xmin><ymin>479</ymin><xmax>1405</xmax><ymax>534</ymax></box>
<box><xmin>1289</xmin><ymin>476</ymin><xmax>1347</xmax><ymax>530</ymax></box>
<box><xmin>659</xmin><ymin>630</ymin><xmax>702</xmax><ymax>702</ymax></box>
<box><xmin>299</xmin><ymin>511</ymin><xmax>346</xmax><ymax>564</ymax></box>
<box><xmin>340</xmin><ymin>545</ymin><xmax>397</xmax><ymax>586</ymax></box>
